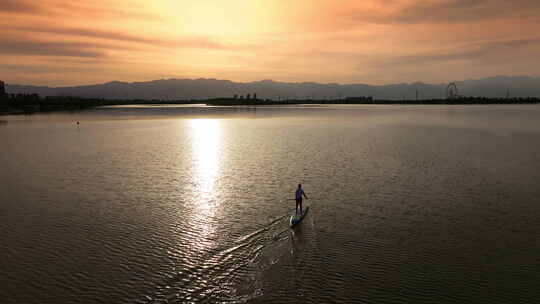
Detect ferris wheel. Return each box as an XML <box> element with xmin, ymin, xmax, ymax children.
<box><xmin>446</xmin><ymin>82</ymin><xmax>459</xmax><ymax>99</ymax></box>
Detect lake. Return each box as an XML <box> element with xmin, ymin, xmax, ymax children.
<box><xmin>1</xmin><ymin>104</ymin><xmax>540</xmax><ymax>303</ymax></box>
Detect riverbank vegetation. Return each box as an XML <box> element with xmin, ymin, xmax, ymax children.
<box><xmin>1</xmin><ymin>94</ymin><xmax>539</xmax><ymax>114</ymax></box>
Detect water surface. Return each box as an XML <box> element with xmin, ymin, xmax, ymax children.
<box><xmin>1</xmin><ymin>105</ymin><xmax>540</xmax><ymax>303</ymax></box>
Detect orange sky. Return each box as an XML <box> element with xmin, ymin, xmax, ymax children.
<box><xmin>1</xmin><ymin>0</ymin><xmax>540</xmax><ymax>86</ymax></box>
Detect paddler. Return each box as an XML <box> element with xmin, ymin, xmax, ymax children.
<box><xmin>295</xmin><ymin>184</ymin><xmax>308</xmax><ymax>215</ymax></box>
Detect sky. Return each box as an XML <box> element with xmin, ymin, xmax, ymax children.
<box><xmin>1</xmin><ymin>0</ymin><xmax>540</xmax><ymax>86</ymax></box>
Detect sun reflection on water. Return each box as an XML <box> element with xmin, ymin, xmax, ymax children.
<box><xmin>189</xmin><ymin>118</ymin><xmax>221</xmax><ymax>222</ymax></box>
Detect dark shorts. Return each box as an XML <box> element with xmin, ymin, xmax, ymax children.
<box><xmin>296</xmin><ymin>198</ymin><xmax>302</xmax><ymax>204</ymax></box>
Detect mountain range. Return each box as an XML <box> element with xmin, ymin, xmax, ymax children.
<box><xmin>5</xmin><ymin>76</ymin><xmax>540</xmax><ymax>100</ymax></box>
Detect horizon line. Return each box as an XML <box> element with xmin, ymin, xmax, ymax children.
<box><xmin>4</xmin><ymin>74</ymin><xmax>540</xmax><ymax>88</ymax></box>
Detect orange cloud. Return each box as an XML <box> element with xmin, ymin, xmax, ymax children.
<box><xmin>1</xmin><ymin>0</ymin><xmax>540</xmax><ymax>86</ymax></box>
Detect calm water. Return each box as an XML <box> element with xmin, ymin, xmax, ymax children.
<box><xmin>1</xmin><ymin>105</ymin><xmax>540</xmax><ymax>303</ymax></box>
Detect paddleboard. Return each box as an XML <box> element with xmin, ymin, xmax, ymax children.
<box><xmin>290</xmin><ymin>206</ymin><xmax>309</xmax><ymax>227</ymax></box>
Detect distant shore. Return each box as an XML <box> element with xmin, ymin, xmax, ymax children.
<box><xmin>204</xmin><ymin>97</ymin><xmax>540</xmax><ymax>106</ymax></box>
<box><xmin>1</xmin><ymin>95</ymin><xmax>539</xmax><ymax>115</ymax></box>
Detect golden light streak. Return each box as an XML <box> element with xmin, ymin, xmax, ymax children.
<box><xmin>190</xmin><ymin>119</ymin><xmax>221</xmax><ymax>213</ymax></box>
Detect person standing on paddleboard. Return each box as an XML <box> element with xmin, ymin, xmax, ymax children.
<box><xmin>295</xmin><ymin>184</ymin><xmax>308</xmax><ymax>215</ymax></box>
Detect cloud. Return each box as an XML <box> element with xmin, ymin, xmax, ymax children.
<box><xmin>2</xmin><ymin>0</ymin><xmax>540</xmax><ymax>86</ymax></box>
<box><xmin>8</xmin><ymin>26</ymin><xmax>228</xmax><ymax>50</ymax></box>
<box><xmin>0</xmin><ymin>63</ymin><xmax>105</xmax><ymax>74</ymax></box>
<box><xmin>364</xmin><ymin>0</ymin><xmax>540</xmax><ymax>25</ymax></box>
<box><xmin>0</xmin><ymin>0</ymin><xmax>155</xmax><ymax>20</ymax></box>
<box><xmin>389</xmin><ymin>37</ymin><xmax>540</xmax><ymax>66</ymax></box>
<box><xmin>53</xmin><ymin>2</ymin><xmax>157</xmax><ymax>20</ymax></box>
<box><xmin>0</xmin><ymin>0</ymin><xmax>39</xmax><ymax>13</ymax></box>
<box><xmin>0</xmin><ymin>41</ymin><xmax>109</xmax><ymax>58</ymax></box>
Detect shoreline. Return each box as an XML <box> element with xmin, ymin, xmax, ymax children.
<box><xmin>1</xmin><ymin>96</ymin><xmax>539</xmax><ymax>115</ymax></box>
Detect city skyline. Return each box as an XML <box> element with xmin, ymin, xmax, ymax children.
<box><xmin>1</xmin><ymin>0</ymin><xmax>540</xmax><ymax>86</ymax></box>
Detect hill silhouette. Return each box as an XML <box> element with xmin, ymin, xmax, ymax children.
<box><xmin>5</xmin><ymin>76</ymin><xmax>540</xmax><ymax>100</ymax></box>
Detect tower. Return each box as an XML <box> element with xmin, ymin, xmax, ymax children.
<box><xmin>0</xmin><ymin>80</ymin><xmax>5</xmax><ymax>96</ymax></box>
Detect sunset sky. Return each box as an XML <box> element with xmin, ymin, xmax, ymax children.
<box><xmin>1</xmin><ymin>0</ymin><xmax>540</xmax><ymax>86</ymax></box>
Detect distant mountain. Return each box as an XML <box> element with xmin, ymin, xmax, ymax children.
<box><xmin>5</xmin><ymin>76</ymin><xmax>540</xmax><ymax>100</ymax></box>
